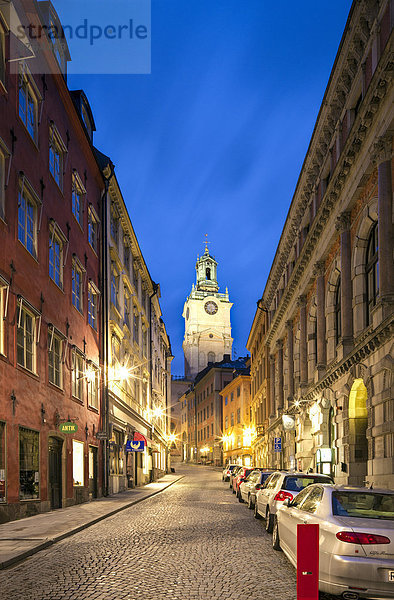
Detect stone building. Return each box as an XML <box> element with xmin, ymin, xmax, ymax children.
<box><xmin>0</xmin><ymin>1</ymin><xmax>103</xmax><ymax>521</ymax></box>
<box><xmin>96</xmin><ymin>154</ymin><xmax>172</xmax><ymax>492</ymax></box>
<box><xmin>220</xmin><ymin>367</ymin><xmax>252</xmax><ymax>466</ymax></box>
<box><xmin>248</xmin><ymin>0</ymin><xmax>393</xmax><ymax>488</ymax></box>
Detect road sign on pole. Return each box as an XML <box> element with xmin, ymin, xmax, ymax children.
<box><xmin>274</xmin><ymin>437</ymin><xmax>282</xmax><ymax>451</ymax></box>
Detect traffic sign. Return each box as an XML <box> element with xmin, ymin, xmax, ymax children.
<box><xmin>274</xmin><ymin>437</ymin><xmax>282</xmax><ymax>451</ymax></box>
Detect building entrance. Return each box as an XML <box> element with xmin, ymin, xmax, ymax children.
<box><xmin>48</xmin><ymin>437</ymin><xmax>63</xmax><ymax>509</ymax></box>
<box><xmin>88</xmin><ymin>446</ymin><xmax>98</xmax><ymax>498</ymax></box>
<box><xmin>348</xmin><ymin>378</ymin><xmax>368</xmax><ymax>486</ymax></box>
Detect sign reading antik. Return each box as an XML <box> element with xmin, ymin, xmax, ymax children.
<box><xmin>59</xmin><ymin>422</ymin><xmax>78</xmax><ymax>433</ymax></box>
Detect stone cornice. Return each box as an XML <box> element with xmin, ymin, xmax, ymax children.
<box><xmin>264</xmin><ymin>35</ymin><xmax>392</xmax><ymax>346</ymax></box>
<box><xmin>262</xmin><ymin>2</ymin><xmax>385</xmax><ymax>313</ymax></box>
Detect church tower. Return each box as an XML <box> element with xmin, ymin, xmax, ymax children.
<box><xmin>182</xmin><ymin>240</ymin><xmax>233</xmax><ymax>379</ymax></box>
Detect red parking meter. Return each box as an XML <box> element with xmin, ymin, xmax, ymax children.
<box><xmin>297</xmin><ymin>524</ymin><xmax>319</xmax><ymax>600</ymax></box>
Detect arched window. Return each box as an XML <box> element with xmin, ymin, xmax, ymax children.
<box><xmin>366</xmin><ymin>222</ymin><xmax>379</xmax><ymax>325</ymax></box>
<box><xmin>208</xmin><ymin>351</ymin><xmax>215</xmax><ymax>364</ymax></box>
<box><xmin>334</xmin><ymin>277</ymin><xmax>341</xmax><ymax>345</ymax></box>
<box><xmin>206</xmin><ymin>267</ymin><xmax>211</xmax><ymax>280</ymax></box>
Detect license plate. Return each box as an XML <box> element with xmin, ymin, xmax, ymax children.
<box><xmin>389</xmin><ymin>571</ymin><xmax>394</xmax><ymax>582</ymax></box>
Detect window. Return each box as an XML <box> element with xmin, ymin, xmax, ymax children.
<box><xmin>17</xmin><ymin>304</ymin><xmax>37</xmax><ymax>372</ymax></box>
<box><xmin>49</xmin><ymin>125</ymin><xmax>66</xmax><ymax>189</ymax></box>
<box><xmin>19</xmin><ymin>427</ymin><xmax>39</xmax><ymax>499</ymax></box>
<box><xmin>48</xmin><ymin>329</ymin><xmax>62</xmax><ymax>388</ymax></box>
<box><xmin>49</xmin><ymin>224</ymin><xmax>66</xmax><ymax>288</ymax></box>
<box><xmin>0</xmin><ymin>282</ymin><xmax>8</xmax><ymax>356</ymax></box>
<box><xmin>72</xmin><ymin>258</ymin><xmax>84</xmax><ymax>313</ymax></box>
<box><xmin>72</xmin><ymin>349</ymin><xmax>84</xmax><ymax>400</ymax></box>
<box><xmin>211</xmin><ymin>402</ymin><xmax>213</xmax><ymax>416</ymax></box>
<box><xmin>72</xmin><ymin>172</ymin><xmax>85</xmax><ymax>226</ymax></box>
<box><xmin>110</xmin><ymin>207</ymin><xmax>119</xmax><ymax>244</ymax></box>
<box><xmin>237</xmin><ymin>408</ymin><xmax>241</xmax><ymax>424</ymax></box>
<box><xmin>124</xmin><ymin>291</ymin><xmax>131</xmax><ymax>330</ymax></box>
<box><xmin>133</xmin><ymin>310</ymin><xmax>139</xmax><ymax>344</ymax></box>
<box><xmin>110</xmin><ymin>430</ymin><xmax>124</xmax><ymax>475</ymax></box>
<box><xmin>300</xmin><ymin>486</ymin><xmax>323</xmax><ymax>513</ymax></box>
<box><xmin>124</xmin><ymin>245</ymin><xmax>130</xmax><ymax>272</ymax></box>
<box><xmin>87</xmin><ymin>364</ymin><xmax>99</xmax><ymax>409</ymax></box>
<box><xmin>334</xmin><ymin>277</ymin><xmax>341</xmax><ymax>345</ymax></box>
<box><xmin>72</xmin><ymin>440</ymin><xmax>84</xmax><ymax>486</ymax></box>
<box><xmin>208</xmin><ymin>351</ymin><xmax>215</xmax><ymax>363</ymax></box>
<box><xmin>366</xmin><ymin>222</ymin><xmax>379</xmax><ymax>325</ymax></box>
<box><xmin>231</xmin><ymin>412</ymin><xmax>234</xmax><ymax>426</ymax></box>
<box><xmin>88</xmin><ymin>283</ymin><xmax>99</xmax><ymax>330</ymax></box>
<box><xmin>230</xmin><ymin>392</ymin><xmax>234</xmax><ymax>402</ymax></box>
<box><xmin>18</xmin><ymin>181</ymin><xmax>39</xmax><ymax>258</ymax></box>
<box><xmin>88</xmin><ymin>206</ymin><xmax>99</xmax><ymax>252</ymax></box>
<box><xmin>225</xmin><ymin>415</ymin><xmax>228</xmax><ymax>429</ymax></box>
<box><xmin>0</xmin><ymin>24</ymin><xmax>5</xmax><ymax>86</ymax></box>
<box><xmin>225</xmin><ymin>396</ymin><xmax>228</xmax><ymax>406</ymax></box>
<box><xmin>110</xmin><ymin>265</ymin><xmax>119</xmax><ymax>310</ymax></box>
<box><xmin>19</xmin><ymin>70</ymin><xmax>38</xmax><ymax>140</ymax></box>
<box><xmin>237</xmin><ymin>386</ymin><xmax>240</xmax><ymax>397</ymax></box>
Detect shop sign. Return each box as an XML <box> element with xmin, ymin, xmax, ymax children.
<box><xmin>59</xmin><ymin>422</ymin><xmax>78</xmax><ymax>433</ymax></box>
<box><xmin>96</xmin><ymin>431</ymin><xmax>108</xmax><ymax>440</ymax></box>
<box><xmin>126</xmin><ymin>440</ymin><xmax>145</xmax><ymax>452</ymax></box>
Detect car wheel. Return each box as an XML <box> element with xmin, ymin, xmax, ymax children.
<box><xmin>238</xmin><ymin>491</ymin><xmax>244</xmax><ymax>503</ymax></box>
<box><xmin>272</xmin><ymin>518</ymin><xmax>281</xmax><ymax>550</ymax></box>
<box><xmin>265</xmin><ymin>509</ymin><xmax>274</xmax><ymax>533</ymax></box>
<box><xmin>232</xmin><ymin>486</ymin><xmax>236</xmax><ymax>494</ymax></box>
<box><xmin>254</xmin><ymin>503</ymin><xmax>261</xmax><ymax>519</ymax></box>
<box><xmin>247</xmin><ymin>495</ymin><xmax>254</xmax><ymax>509</ymax></box>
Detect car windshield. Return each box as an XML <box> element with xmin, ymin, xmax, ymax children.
<box><xmin>332</xmin><ymin>491</ymin><xmax>394</xmax><ymax>520</ymax></box>
<box><xmin>283</xmin><ymin>476</ymin><xmax>333</xmax><ymax>492</ymax></box>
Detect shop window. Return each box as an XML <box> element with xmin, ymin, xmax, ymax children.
<box><xmin>48</xmin><ymin>329</ymin><xmax>62</xmax><ymax>388</ymax></box>
<box><xmin>17</xmin><ymin>304</ymin><xmax>37</xmax><ymax>373</ymax></box>
<box><xmin>366</xmin><ymin>222</ymin><xmax>379</xmax><ymax>325</ymax></box>
<box><xmin>72</xmin><ymin>440</ymin><xmax>84</xmax><ymax>486</ymax></box>
<box><xmin>0</xmin><ymin>422</ymin><xmax>5</xmax><ymax>502</ymax></box>
<box><xmin>19</xmin><ymin>427</ymin><xmax>39</xmax><ymax>499</ymax></box>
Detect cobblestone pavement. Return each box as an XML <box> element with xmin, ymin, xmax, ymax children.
<box><xmin>0</xmin><ymin>465</ymin><xmax>297</xmax><ymax>600</ymax></box>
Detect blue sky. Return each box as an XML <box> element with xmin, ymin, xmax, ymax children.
<box><xmin>67</xmin><ymin>0</ymin><xmax>353</xmax><ymax>375</ymax></box>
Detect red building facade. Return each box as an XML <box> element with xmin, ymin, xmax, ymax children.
<box><xmin>0</xmin><ymin>1</ymin><xmax>104</xmax><ymax>521</ymax></box>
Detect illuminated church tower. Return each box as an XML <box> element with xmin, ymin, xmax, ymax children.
<box><xmin>182</xmin><ymin>239</ymin><xmax>233</xmax><ymax>379</ymax></box>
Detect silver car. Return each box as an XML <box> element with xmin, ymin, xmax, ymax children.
<box><xmin>274</xmin><ymin>484</ymin><xmax>394</xmax><ymax>599</ymax></box>
<box><xmin>239</xmin><ymin>469</ymin><xmax>274</xmax><ymax>508</ymax></box>
<box><xmin>254</xmin><ymin>471</ymin><xmax>333</xmax><ymax>532</ymax></box>
<box><xmin>222</xmin><ymin>463</ymin><xmax>238</xmax><ymax>482</ymax></box>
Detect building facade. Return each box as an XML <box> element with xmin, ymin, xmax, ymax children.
<box><xmin>248</xmin><ymin>0</ymin><xmax>393</xmax><ymax>488</ymax></box>
<box><xmin>0</xmin><ymin>1</ymin><xmax>103</xmax><ymax>521</ymax></box>
<box><xmin>220</xmin><ymin>369</ymin><xmax>252</xmax><ymax>466</ymax></box>
<box><xmin>182</xmin><ymin>244</ymin><xmax>233</xmax><ymax>379</ymax></box>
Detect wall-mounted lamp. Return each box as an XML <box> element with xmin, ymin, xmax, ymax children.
<box><xmin>41</xmin><ymin>403</ymin><xmax>46</xmax><ymax>424</ymax></box>
<box><xmin>256</xmin><ymin>298</ymin><xmax>268</xmax><ymax>313</ymax></box>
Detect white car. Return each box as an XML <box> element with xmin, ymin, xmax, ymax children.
<box><xmin>239</xmin><ymin>469</ymin><xmax>275</xmax><ymax>508</ymax></box>
<box><xmin>222</xmin><ymin>463</ymin><xmax>238</xmax><ymax>482</ymax></box>
<box><xmin>274</xmin><ymin>484</ymin><xmax>394</xmax><ymax>599</ymax></box>
<box><xmin>254</xmin><ymin>471</ymin><xmax>333</xmax><ymax>532</ymax></box>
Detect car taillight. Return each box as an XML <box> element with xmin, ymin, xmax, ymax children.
<box><xmin>274</xmin><ymin>491</ymin><xmax>293</xmax><ymax>501</ymax></box>
<box><xmin>336</xmin><ymin>531</ymin><xmax>390</xmax><ymax>545</ymax></box>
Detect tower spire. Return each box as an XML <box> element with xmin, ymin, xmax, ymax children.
<box><xmin>203</xmin><ymin>233</ymin><xmax>211</xmax><ymax>254</ymax></box>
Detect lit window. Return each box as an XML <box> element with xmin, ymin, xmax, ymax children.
<box><xmin>72</xmin><ymin>258</ymin><xmax>84</xmax><ymax>313</ymax></box>
<box><xmin>366</xmin><ymin>222</ymin><xmax>379</xmax><ymax>325</ymax></box>
<box><xmin>49</xmin><ymin>125</ymin><xmax>66</xmax><ymax>189</ymax></box>
<box><xmin>88</xmin><ymin>283</ymin><xmax>99</xmax><ymax>330</ymax></box>
<box><xmin>87</xmin><ymin>364</ymin><xmax>99</xmax><ymax>409</ymax></box>
<box><xmin>72</xmin><ymin>440</ymin><xmax>84</xmax><ymax>486</ymax></box>
<box><xmin>48</xmin><ymin>329</ymin><xmax>62</xmax><ymax>388</ymax></box>
<box><xmin>72</xmin><ymin>172</ymin><xmax>85</xmax><ymax>226</ymax></box>
<box><xmin>72</xmin><ymin>349</ymin><xmax>84</xmax><ymax>400</ymax></box>
<box><xmin>17</xmin><ymin>304</ymin><xmax>37</xmax><ymax>373</ymax></box>
<box><xmin>88</xmin><ymin>205</ymin><xmax>99</xmax><ymax>251</ymax></box>
<box><xmin>18</xmin><ymin>182</ymin><xmax>39</xmax><ymax>258</ymax></box>
<box><xmin>19</xmin><ymin>70</ymin><xmax>38</xmax><ymax>141</ymax></box>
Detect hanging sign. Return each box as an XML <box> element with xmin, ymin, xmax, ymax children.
<box><xmin>126</xmin><ymin>440</ymin><xmax>145</xmax><ymax>452</ymax></box>
<box><xmin>59</xmin><ymin>422</ymin><xmax>78</xmax><ymax>433</ymax></box>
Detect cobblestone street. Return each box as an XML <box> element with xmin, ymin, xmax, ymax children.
<box><xmin>0</xmin><ymin>465</ymin><xmax>296</xmax><ymax>600</ymax></box>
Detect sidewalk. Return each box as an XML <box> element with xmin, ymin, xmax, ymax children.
<box><xmin>0</xmin><ymin>473</ymin><xmax>183</xmax><ymax>570</ymax></box>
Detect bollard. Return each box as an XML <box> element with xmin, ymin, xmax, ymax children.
<box><xmin>297</xmin><ymin>523</ymin><xmax>319</xmax><ymax>600</ymax></box>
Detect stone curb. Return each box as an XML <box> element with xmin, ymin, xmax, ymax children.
<box><xmin>0</xmin><ymin>475</ymin><xmax>184</xmax><ymax>570</ymax></box>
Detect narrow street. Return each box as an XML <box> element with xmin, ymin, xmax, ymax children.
<box><xmin>0</xmin><ymin>465</ymin><xmax>296</xmax><ymax>600</ymax></box>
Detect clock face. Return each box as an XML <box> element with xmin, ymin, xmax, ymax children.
<box><xmin>205</xmin><ymin>301</ymin><xmax>218</xmax><ymax>315</ymax></box>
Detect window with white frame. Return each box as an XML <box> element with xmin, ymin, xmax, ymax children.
<box><xmin>49</xmin><ymin>125</ymin><xmax>66</xmax><ymax>189</ymax></box>
<box><xmin>88</xmin><ymin>282</ymin><xmax>98</xmax><ymax>330</ymax></box>
<box><xmin>72</xmin><ymin>257</ymin><xmax>84</xmax><ymax>313</ymax></box>
<box><xmin>17</xmin><ymin>304</ymin><xmax>37</xmax><ymax>373</ymax></box>
<box><xmin>72</xmin><ymin>172</ymin><xmax>85</xmax><ymax>227</ymax></box>
<box><xmin>18</xmin><ymin>68</ymin><xmax>39</xmax><ymax>141</ymax></box>
<box><xmin>72</xmin><ymin>349</ymin><xmax>84</xmax><ymax>400</ymax></box>
<box><xmin>18</xmin><ymin>180</ymin><xmax>39</xmax><ymax>258</ymax></box>
<box><xmin>49</xmin><ymin>226</ymin><xmax>65</xmax><ymax>288</ymax></box>
<box><xmin>87</xmin><ymin>364</ymin><xmax>99</xmax><ymax>409</ymax></box>
<box><xmin>48</xmin><ymin>329</ymin><xmax>62</xmax><ymax>388</ymax></box>
<box><xmin>88</xmin><ymin>205</ymin><xmax>99</xmax><ymax>252</ymax></box>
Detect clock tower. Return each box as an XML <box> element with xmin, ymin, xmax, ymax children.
<box><xmin>182</xmin><ymin>241</ymin><xmax>233</xmax><ymax>379</ymax></box>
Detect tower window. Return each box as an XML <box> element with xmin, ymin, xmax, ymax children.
<box><xmin>206</xmin><ymin>267</ymin><xmax>211</xmax><ymax>280</ymax></box>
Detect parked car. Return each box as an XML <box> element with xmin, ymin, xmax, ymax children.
<box><xmin>254</xmin><ymin>471</ymin><xmax>333</xmax><ymax>532</ymax></box>
<box><xmin>233</xmin><ymin>467</ymin><xmax>255</xmax><ymax>495</ymax></box>
<box><xmin>229</xmin><ymin>466</ymin><xmax>242</xmax><ymax>489</ymax></box>
<box><xmin>239</xmin><ymin>469</ymin><xmax>275</xmax><ymax>508</ymax></box>
<box><xmin>274</xmin><ymin>484</ymin><xmax>394</xmax><ymax>599</ymax></box>
<box><xmin>222</xmin><ymin>464</ymin><xmax>239</xmax><ymax>482</ymax></box>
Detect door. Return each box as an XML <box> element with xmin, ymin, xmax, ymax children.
<box><xmin>48</xmin><ymin>437</ymin><xmax>63</xmax><ymax>510</ymax></box>
<box><xmin>88</xmin><ymin>446</ymin><xmax>98</xmax><ymax>498</ymax></box>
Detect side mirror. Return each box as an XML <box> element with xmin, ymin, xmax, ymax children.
<box><xmin>282</xmin><ymin>499</ymin><xmax>291</xmax><ymax>507</ymax></box>
<box><xmin>255</xmin><ymin>483</ymin><xmax>262</xmax><ymax>490</ymax></box>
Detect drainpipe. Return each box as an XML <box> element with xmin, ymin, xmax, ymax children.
<box><xmin>149</xmin><ymin>284</ymin><xmax>159</xmax><ymax>475</ymax></box>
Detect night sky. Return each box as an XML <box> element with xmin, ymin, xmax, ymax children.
<box><xmin>66</xmin><ymin>0</ymin><xmax>353</xmax><ymax>375</ymax></box>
